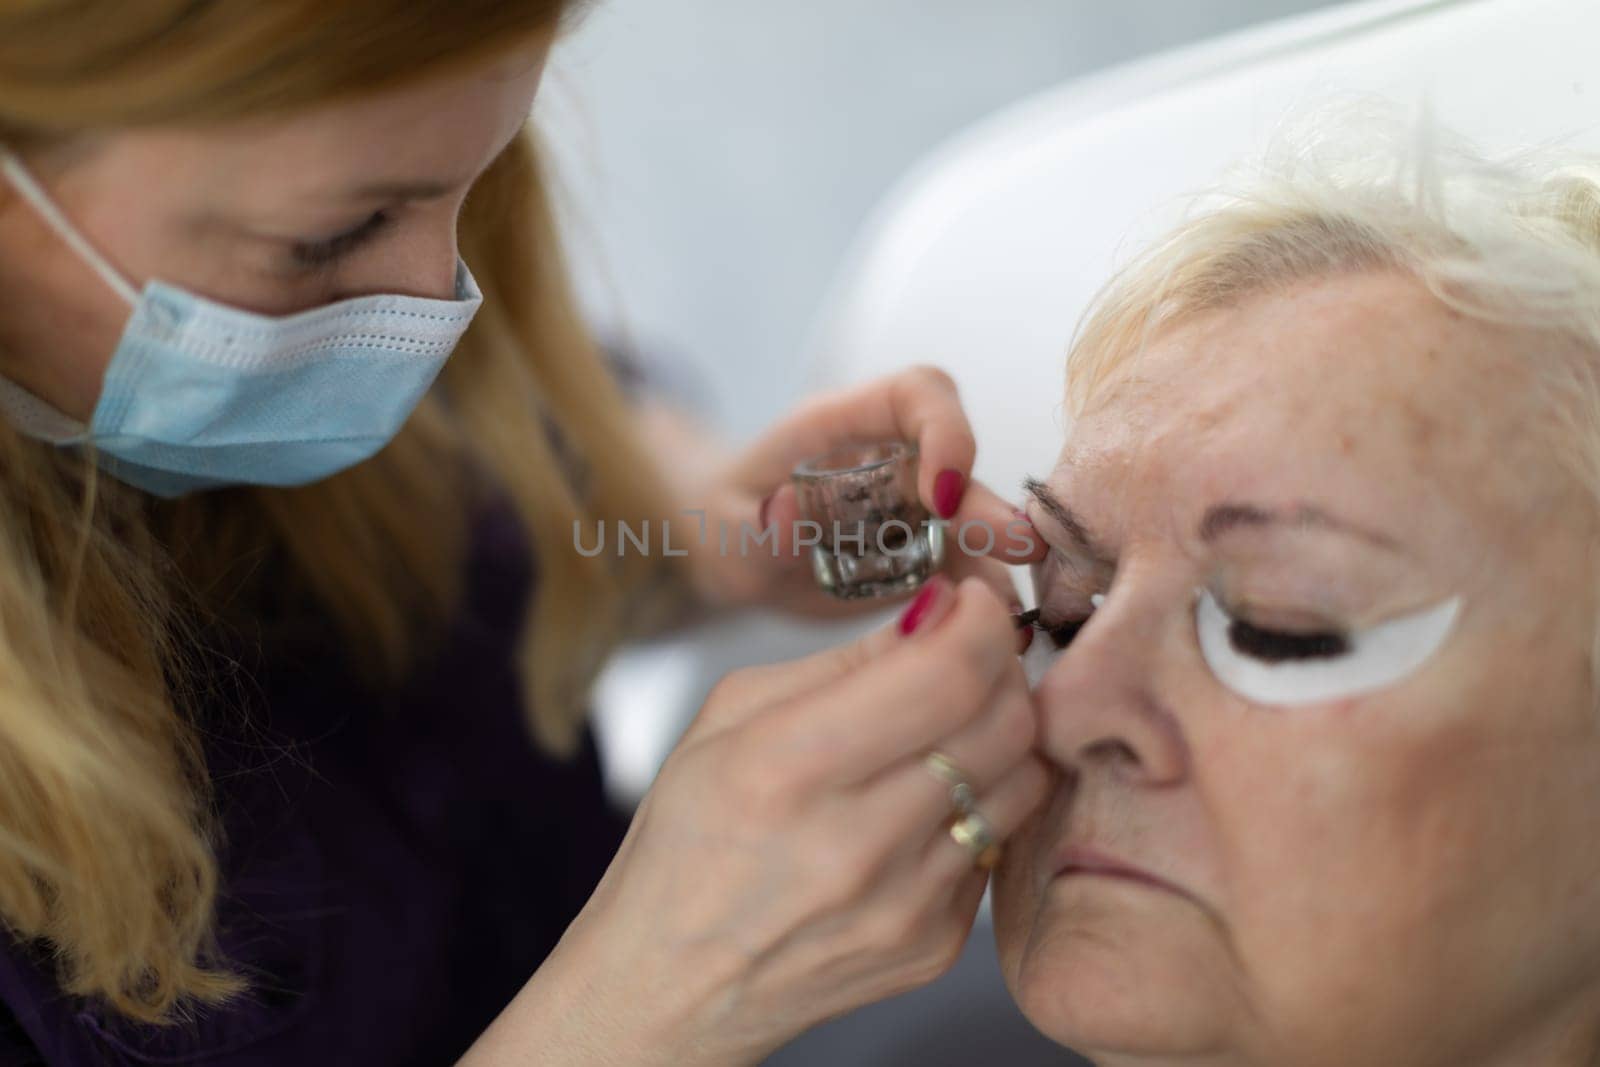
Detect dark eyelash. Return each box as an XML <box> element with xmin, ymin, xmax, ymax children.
<box><xmin>1015</xmin><ymin>608</ymin><xmax>1089</xmax><ymax>649</ymax></box>
<box><xmin>1015</xmin><ymin>605</ymin><xmax>1349</xmax><ymax>663</ymax></box>
<box><xmin>289</xmin><ymin>210</ymin><xmax>392</xmax><ymax>268</ymax></box>
<box><xmin>1227</xmin><ymin>620</ymin><xmax>1349</xmax><ymax>663</ymax></box>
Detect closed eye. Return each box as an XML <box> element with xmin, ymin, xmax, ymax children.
<box><xmin>289</xmin><ymin>209</ymin><xmax>393</xmax><ymax>269</ymax></box>
<box><xmin>1196</xmin><ymin>588</ymin><xmax>1460</xmax><ymax>706</ymax></box>
<box><xmin>1040</xmin><ymin>617</ymin><xmax>1089</xmax><ymax>649</ymax></box>
<box><xmin>1017</xmin><ymin>608</ymin><xmax>1091</xmax><ymax>649</ymax></box>
<box><xmin>1027</xmin><ymin>601</ymin><xmax>1351</xmax><ymax>659</ymax></box>
<box><xmin>1225</xmin><ymin>619</ymin><xmax>1349</xmax><ymax>662</ymax></box>
<box><xmin>1018</xmin><ymin>601</ymin><xmax>1098</xmax><ymax>688</ymax></box>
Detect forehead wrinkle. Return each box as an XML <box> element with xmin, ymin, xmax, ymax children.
<box><xmin>1061</xmin><ymin>367</ymin><xmax>1409</xmax><ymax>572</ymax></box>
<box><xmin>1045</xmin><ymin>426</ymin><xmax>1181</xmax><ymax>566</ymax></box>
<box><xmin>1054</xmin><ymin>274</ymin><xmax>1594</xmax><ymax>605</ymax></box>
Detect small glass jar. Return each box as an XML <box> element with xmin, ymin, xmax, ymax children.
<box><xmin>792</xmin><ymin>440</ymin><xmax>944</xmax><ymax>599</ymax></box>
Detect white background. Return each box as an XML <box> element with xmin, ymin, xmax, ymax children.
<box><xmin>539</xmin><ymin>0</ymin><xmax>1339</xmax><ymax>439</ymax></box>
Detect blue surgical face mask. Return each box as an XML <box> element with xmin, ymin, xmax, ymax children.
<box><xmin>0</xmin><ymin>147</ymin><xmax>483</xmax><ymax>498</ymax></box>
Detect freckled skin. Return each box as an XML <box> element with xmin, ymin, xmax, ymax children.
<box><xmin>995</xmin><ymin>272</ymin><xmax>1600</xmax><ymax>1067</ymax></box>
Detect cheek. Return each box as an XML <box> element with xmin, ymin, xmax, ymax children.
<box><xmin>991</xmin><ymin>806</ymin><xmax>1050</xmax><ymax>984</ymax></box>
<box><xmin>70</xmin><ymin>148</ymin><xmax>193</xmax><ymax>288</ymax></box>
<box><xmin>1204</xmin><ymin>642</ymin><xmax>1600</xmax><ymax>1039</ymax></box>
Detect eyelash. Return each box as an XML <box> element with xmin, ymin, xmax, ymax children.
<box><xmin>289</xmin><ymin>209</ymin><xmax>393</xmax><ymax>269</ymax></box>
<box><xmin>1016</xmin><ymin>608</ymin><xmax>1089</xmax><ymax>649</ymax></box>
<box><xmin>1226</xmin><ymin>619</ymin><xmax>1349</xmax><ymax>663</ymax></box>
<box><xmin>1018</xmin><ymin>603</ymin><xmax>1351</xmax><ymax>662</ymax></box>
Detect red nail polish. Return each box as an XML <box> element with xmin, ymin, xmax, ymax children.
<box><xmin>933</xmin><ymin>469</ymin><xmax>965</xmax><ymax>519</ymax></box>
<box><xmin>899</xmin><ymin>577</ymin><xmax>947</xmax><ymax>636</ymax></box>
<box><xmin>758</xmin><ymin>492</ymin><xmax>775</xmax><ymax>530</ymax></box>
<box><xmin>1016</xmin><ymin>624</ymin><xmax>1034</xmax><ymax>654</ymax></box>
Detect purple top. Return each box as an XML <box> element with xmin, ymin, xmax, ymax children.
<box><xmin>0</xmin><ymin>498</ymin><xmax>630</xmax><ymax>1064</ymax></box>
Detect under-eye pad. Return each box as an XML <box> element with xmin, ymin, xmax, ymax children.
<box><xmin>1022</xmin><ymin>631</ymin><xmax>1061</xmax><ymax>688</ymax></box>
<box><xmin>1196</xmin><ymin>588</ymin><xmax>1460</xmax><ymax>706</ymax></box>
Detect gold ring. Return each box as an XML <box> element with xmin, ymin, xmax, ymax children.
<box><xmin>948</xmin><ymin>809</ymin><xmax>1002</xmax><ymax>871</ymax></box>
<box><xmin>922</xmin><ymin>750</ymin><xmax>976</xmax><ymax>815</ymax></box>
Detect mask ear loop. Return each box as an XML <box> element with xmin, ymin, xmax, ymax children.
<box><xmin>0</xmin><ymin>146</ymin><xmax>140</xmax><ymax>307</ymax></box>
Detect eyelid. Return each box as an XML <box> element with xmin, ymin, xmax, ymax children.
<box><xmin>1028</xmin><ymin>564</ymin><xmax>1104</xmax><ymax>640</ymax></box>
<box><xmin>1211</xmin><ymin>563</ymin><xmax>1430</xmax><ymax>632</ymax></box>
<box><xmin>1214</xmin><ymin>594</ymin><xmax>1346</xmax><ymax>634</ymax></box>
<box><xmin>1040</xmin><ymin>538</ymin><xmax>1109</xmax><ymax>592</ymax></box>
<box><xmin>1023</xmin><ymin>494</ymin><xmax>1114</xmax><ymax>567</ymax></box>
<box><xmin>1032</xmin><ymin>550</ymin><xmax>1099</xmax><ymax>610</ymax></box>
<box><xmin>289</xmin><ymin>208</ymin><xmax>393</xmax><ymax>268</ymax></box>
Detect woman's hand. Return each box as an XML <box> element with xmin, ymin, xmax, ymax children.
<box><xmin>467</xmin><ymin>576</ymin><xmax>1050</xmax><ymax>1066</ymax></box>
<box><xmin>673</xmin><ymin>367</ymin><xmax>1045</xmax><ymax>617</ymax></box>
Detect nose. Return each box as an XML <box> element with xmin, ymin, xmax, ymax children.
<box><xmin>1034</xmin><ymin>588</ymin><xmax>1191</xmax><ymax>786</ymax></box>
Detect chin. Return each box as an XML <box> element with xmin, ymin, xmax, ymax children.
<box><xmin>997</xmin><ymin>880</ymin><xmax>1237</xmax><ymax>1060</ymax></box>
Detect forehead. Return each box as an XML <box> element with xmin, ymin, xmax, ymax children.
<box><xmin>1054</xmin><ymin>271</ymin><xmax>1566</xmax><ymax>551</ymax></box>
<box><xmin>97</xmin><ymin>38</ymin><xmax>551</xmax><ymax>216</ymax></box>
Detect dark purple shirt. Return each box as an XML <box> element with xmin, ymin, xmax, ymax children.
<box><xmin>0</xmin><ymin>498</ymin><xmax>631</xmax><ymax>1065</ymax></box>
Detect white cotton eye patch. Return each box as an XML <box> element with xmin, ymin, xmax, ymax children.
<box><xmin>1020</xmin><ymin>593</ymin><xmax>1106</xmax><ymax>689</ymax></box>
<box><xmin>1022</xmin><ymin>630</ymin><xmax>1062</xmax><ymax>688</ymax></box>
<box><xmin>1195</xmin><ymin>588</ymin><xmax>1461</xmax><ymax>707</ymax></box>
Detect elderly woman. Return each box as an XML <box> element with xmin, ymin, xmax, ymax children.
<box><xmin>1001</xmin><ymin>113</ymin><xmax>1600</xmax><ymax>1066</ymax></box>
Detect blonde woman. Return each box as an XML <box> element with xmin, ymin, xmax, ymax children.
<box><xmin>0</xmin><ymin>2</ymin><xmax>1050</xmax><ymax>1063</ymax></box>
<box><xmin>1001</xmin><ymin>109</ymin><xmax>1600</xmax><ymax>1065</ymax></box>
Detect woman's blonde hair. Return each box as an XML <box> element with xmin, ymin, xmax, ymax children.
<box><xmin>1064</xmin><ymin>96</ymin><xmax>1600</xmax><ymax>688</ymax></box>
<box><xmin>0</xmin><ymin>0</ymin><xmax>676</xmax><ymax>1024</ymax></box>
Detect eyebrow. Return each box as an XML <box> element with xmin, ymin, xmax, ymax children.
<box><xmin>334</xmin><ymin>117</ymin><xmax>530</xmax><ymax>204</ymax></box>
<box><xmin>1022</xmin><ymin>478</ymin><xmax>1405</xmax><ymax>559</ymax></box>
<box><xmin>1022</xmin><ymin>477</ymin><xmax>1113</xmax><ymax>561</ymax></box>
<box><xmin>343</xmin><ymin>177</ymin><xmax>460</xmax><ymax>201</ymax></box>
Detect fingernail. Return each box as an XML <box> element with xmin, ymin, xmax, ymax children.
<box><xmin>757</xmin><ymin>492</ymin><xmax>775</xmax><ymax>530</ymax></box>
<box><xmin>1016</xmin><ymin>625</ymin><xmax>1034</xmax><ymax>655</ymax></box>
<box><xmin>899</xmin><ymin>576</ymin><xmax>949</xmax><ymax>636</ymax></box>
<box><xmin>1009</xmin><ymin>509</ymin><xmax>1041</xmax><ymax>557</ymax></box>
<box><xmin>933</xmin><ymin>469</ymin><xmax>966</xmax><ymax>519</ymax></box>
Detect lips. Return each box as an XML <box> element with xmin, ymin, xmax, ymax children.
<box><xmin>1053</xmin><ymin>845</ymin><xmax>1187</xmax><ymax>897</ymax></box>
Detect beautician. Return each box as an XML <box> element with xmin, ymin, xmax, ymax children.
<box><xmin>0</xmin><ymin>2</ymin><xmax>1049</xmax><ymax>1064</ymax></box>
